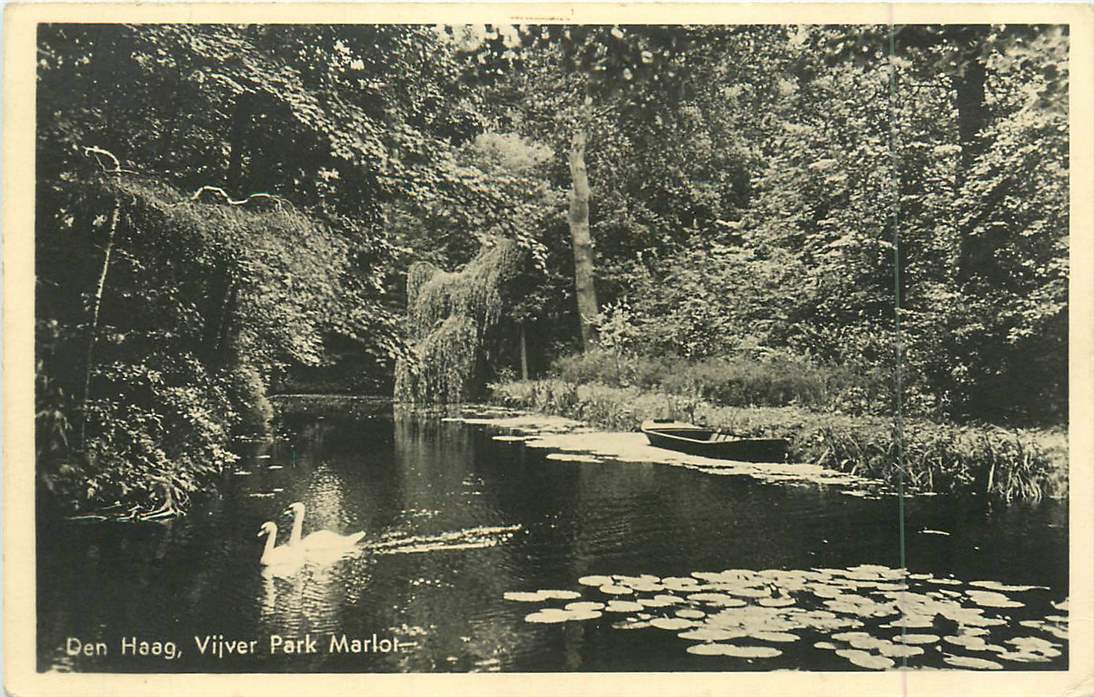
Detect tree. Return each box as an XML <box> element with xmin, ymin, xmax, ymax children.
<box><xmin>34</xmin><ymin>23</ymin><xmax>494</xmax><ymax>514</ymax></box>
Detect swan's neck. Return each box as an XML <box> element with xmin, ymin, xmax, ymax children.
<box><xmin>261</xmin><ymin>524</ymin><xmax>278</xmax><ymax>563</ymax></box>
<box><xmin>289</xmin><ymin>508</ymin><xmax>304</xmax><ymax>546</ymax></box>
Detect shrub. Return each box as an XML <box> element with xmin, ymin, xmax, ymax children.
<box><xmin>489</xmin><ymin>379</ymin><xmax>1066</xmax><ymax>502</ymax></box>
<box><xmin>549</xmin><ymin>349</ymin><xmax>875</xmax><ymax>412</ymax></box>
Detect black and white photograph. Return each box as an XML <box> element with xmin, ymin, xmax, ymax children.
<box><xmin>4</xmin><ymin>4</ymin><xmax>1092</xmax><ymax>695</ymax></box>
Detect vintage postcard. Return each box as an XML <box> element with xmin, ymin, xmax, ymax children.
<box><xmin>4</xmin><ymin>3</ymin><xmax>1092</xmax><ymax>696</ymax></box>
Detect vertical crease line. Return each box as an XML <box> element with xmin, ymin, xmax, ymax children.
<box><xmin>887</xmin><ymin>18</ymin><xmax>910</xmax><ymax>684</ymax></box>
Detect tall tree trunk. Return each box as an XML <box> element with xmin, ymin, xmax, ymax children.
<box><xmin>202</xmin><ymin>92</ymin><xmax>251</xmax><ymax>361</ymax></box>
<box><xmin>226</xmin><ymin>93</ymin><xmax>251</xmax><ymax>195</ymax></box>
<box><xmin>80</xmin><ymin>197</ymin><xmax>122</xmax><ymax>450</ymax></box>
<box><xmin>519</xmin><ymin>323</ymin><xmax>529</xmax><ymax>380</ymax></box>
<box><xmin>212</xmin><ymin>281</ymin><xmax>240</xmax><ymax>368</ymax></box>
<box><xmin>568</xmin><ymin>125</ymin><xmax>599</xmax><ymax>350</ymax></box>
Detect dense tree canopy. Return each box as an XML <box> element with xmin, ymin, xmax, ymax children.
<box><xmin>35</xmin><ymin>23</ymin><xmax>1068</xmax><ymax>515</ymax></box>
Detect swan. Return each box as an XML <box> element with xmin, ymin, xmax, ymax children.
<box><xmin>285</xmin><ymin>502</ymin><xmax>366</xmax><ymax>552</ymax></box>
<box><xmin>256</xmin><ymin>521</ymin><xmax>305</xmax><ymax>568</ymax></box>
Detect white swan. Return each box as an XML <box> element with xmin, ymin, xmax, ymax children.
<box><xmin>256</xmin><ymin>521</ymin><xmax>305</xmax><ymax>569</ymax></box>
<box><xmin>285</xmin><ymin>502</ymin><xmax>366</xmax><ymax>552</ymax></box>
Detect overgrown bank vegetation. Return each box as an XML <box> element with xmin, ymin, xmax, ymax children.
<box><xmin>35</xmin><ymin>23</ymin><xmax>1068</xmax><ymax>516</ymax></box>
<box><xmin>491</xmin><ymin>379</ymin><xmax>1067</xmax><ymax>502</ymax></box>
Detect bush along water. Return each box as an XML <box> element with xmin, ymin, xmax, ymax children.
<box><xmin>489</xmin><ymin>379</ymin><xmax>1066</xmax><ymax>502</ymax></box>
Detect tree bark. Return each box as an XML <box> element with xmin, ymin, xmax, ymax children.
<box><xmin>80</xmin><ymin>197</ymin><xmax>122</xmax><ymax>450</ymax></box>
<box><xmin>568</xmin><ymin>125</ymin><xmax>599</xmax><ymax>350</ymax></box>
<box><xmin>226</xmin><ymin>93</ymin><xmax>252</xmax><ymax>195</ymax></box>
<box><xmin>520</xmin><ymin>323</ymin><xmax>529</xmax><ymax>380</ymax></box>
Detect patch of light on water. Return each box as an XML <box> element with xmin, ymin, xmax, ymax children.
<box><xmin>448</xmin><ymin>409</ymin><xmax>892</xmax><ymax>497</ymax></box>
<box><xmin>362</xmin><ymin>524</ymin><xmax>522</xmax><ymax>556</ymax></box>
<box><xmin>502</xmin><ymin>564</ymin><xmax>1068</xmax><ymax>671</ymax></box>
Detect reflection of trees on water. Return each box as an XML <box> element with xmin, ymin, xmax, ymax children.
<box><xmin>388</xmin><ymin>410</ymin><xmax>527</xmax><ymax>670</ymax></box>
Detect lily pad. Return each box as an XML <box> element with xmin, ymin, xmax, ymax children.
<box><xmin>836</xmin><ymin>649</ymin><xmax>895</xmax><ymax>670</ymax></box>
<box><xmin>1006</xmin><ymin>636</ymin><xmax>1061</xmax><ymax>656</ymax></box>
<box><xmin>662</xmin><ymin>577</ymin><xmax>702</xmax><ymax>591</ymax></box>
<box><xmin>538</xmin><ymin>589</ymin><xmax>581</xmax><ymax>600</ymax></box>
<box><xmin>749</xmin><ymin>631</ymin><xmax>799</xmax><ymax>643</ymax></box>
<box><xmin>927</xmin><ymin>577</ymin><xmax>963</xmax><ymax>586</ymax></box>
<box><xmin>605</xmin><ymin>600</ymin><xmax>644</xmax><ymax>613</ymax></box>
<box><xmin>578</xmin><ymin>575</ymin><xmax>613</xmax><ymax>587</ymax></box>
<box><xmin>675</xmin><ymin>609</ymin><xmax>707</xmax><ymax>619</ymax></box>
<box><xmin>687</xmin><ymin>592</ymin><xmax>744</xmax><ymax>605</ymax></box>
<box><xmin>943</xmin><ymin>635</ymin><xmax>989</xmax><ymax>650</ymax></box>
<box><xmin>504</xmin><ymin>591</ymin><xmax>549</xmax><ymax>602</ymax></box>
<box><xmin>943</xmin><ymin>655</ymin><xmax>1004</xmax><ymax>670</ymax></box>
<box><xmin>847</xmin><ymin>636</ymin><xmax>893</xmax><ymax>651</ymax></box>
<box><xmin>878</xmin><ymin>643</ymin><xmax>924</xmax><ymax>658</ymax></box>
<box><xmin>966</xmin><ymin>590</ymin><xmax>1023</xmax><ymax>609</ymax></box>
<box><xmin>525</xmin><ymin>609</ymin><xmax>571</xmax><ymax>624</ymax></box>
<box><xmin>599</xmin><ymin>584</ymin><xmax>634</xmax><ymax>595</ymax></box>
<box><xmin>566</xmin><ymin>609</ymin><xmax>604</xmax><ymax>621</ymax></box>
<box><xmin>881</xmin><ymin>614</ymin><xmax>936</xmax><ymax>629</ymax></box>
<box><xmin>565</xmin><ymin>601</ymin><xmax>604</xmax><ymax>611</ymax></box>
<box><xmin>893</xmin><ymin>634</ymin><xmax>940</xmax><ymax>645</ymax></box>
<box><xmin>758</xmin><ymin>597</ymin><xmax>796</xmax><ymax>608</ymax></box>
<box><xmin>968</xmin><ymin>580</ymin><xmax>1045</xmax><ymax>592</ymax></box>
<box><xmin>810</xmin><ymin>585</ymin><xmax>845</xmax><ymax>599</ymax></box>
<box><xmin>686</xmin><ymin>643</ymin><xmax>732</xmax><ymax>656</ymax></box>
<box><xmin>679</xmin><ymin>628</ymin><xmax>745</xmax><ymax>642</ymax></box>
<box><xmin>996</xmin><ymin>651</ymin><xmax>1051</xmax><ymax>663</ymax></box>
<box><xmin>720</xmin><ymin>645</ymin><xmax>782</xmax><ymax>658</ymax></box>
<box><xmin>687</xmin><ymin>644</ymin><xmax>781</xmax><ymax>658</ymax></box>
<box><xmin>639</xmin><ymin>596</ymin><xmax>679</xmax><ymax>608</ymax></box>
<box><xmin>726</xmin><ymin>586</ymin><xmax>771</xmax><ymax>598</ymax></box>
<box><xmin>650</xmin><ymin>617</ymin><xmax>696</xmax><ymax>631</ymax></box>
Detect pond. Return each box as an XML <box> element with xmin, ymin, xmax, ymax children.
<box><xmin>37</xmin><ymin>405</ymin><xmax>1069</xmax><ymax>673</ymax></box>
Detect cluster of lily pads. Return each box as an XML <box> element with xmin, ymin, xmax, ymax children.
<box><xmin>454</xmin><ymin>410</ymin><xmax>889</xmax><ymax>496</ymax></box>
<box><xmin>504</xmin><ymin>564</ymin><xmax>1067</xmax><ymax>670</ymax></box>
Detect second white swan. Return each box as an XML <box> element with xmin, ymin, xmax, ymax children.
<box><xmin>285</xmin><ymin>501</ymin><xmax>366</xmax><ymax>552</ymax></box>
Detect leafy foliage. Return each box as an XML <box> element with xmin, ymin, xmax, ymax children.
<box><xmin>394</xmin><ymin>240</ymin><xmax>528</xmax><ymax>403</ymax></box>
<box><xmin>35</xmin><ymin>22</ymin><xmax>1068</xmax><ymax>516</ymax></box>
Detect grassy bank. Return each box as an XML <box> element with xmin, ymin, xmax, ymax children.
<box><xmin>488</xmin><ymin>379</ymin><xmax>1067</xmax><ymax>502</ymax></box>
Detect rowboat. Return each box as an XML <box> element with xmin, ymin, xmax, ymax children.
<box><xmin>640</xmin><ymin>419</ymin><xmax>789</xmax><ymax>463</ymax></box>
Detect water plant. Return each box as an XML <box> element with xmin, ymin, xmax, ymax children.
<box><xmin>488</xmin><ymin>379</ymin><xmax>1066</xmax><ymax>502</ymax></box>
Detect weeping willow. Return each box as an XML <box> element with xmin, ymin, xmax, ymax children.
<box><xmin>395</xmin><ymin>240</ymin><xmax>525</xmax><ymax>403</ymax></box>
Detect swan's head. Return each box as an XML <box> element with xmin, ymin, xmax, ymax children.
<box><xmin>285</xmin><ymin>502</ymin><xmax>306</xmax><ymax>516</ymax></box>
<box><xmin>257</xmin><ymin>521</ymin><xmax>277</xmax><ymax>538</ymax></box>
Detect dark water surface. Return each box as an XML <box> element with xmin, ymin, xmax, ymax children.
<box><xmin>37</xmin><ymin>408</ymin><xmax>1068</xmax><ymax>672</ymax></box>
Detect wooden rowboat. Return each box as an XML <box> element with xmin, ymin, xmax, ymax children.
<box><xmin>640</xmin><ymin>419</ymin><xmax>789</xmax><ymax>463</ymax></box>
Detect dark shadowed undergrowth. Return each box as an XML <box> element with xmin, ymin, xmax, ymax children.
<box><xmin>489</xmin><ymin>379</ymin><xmax>1067</xmax><ymax>502</ymax></box>
<box><xmin>551</xmin><ymin>349</ymin><xmax>895</xmax><ymax>416</ymax></box>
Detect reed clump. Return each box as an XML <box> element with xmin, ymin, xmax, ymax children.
<box><xmin>490</xmin><ymin>379</ymin><xmax>1066</xmax><ymax>502</ymax></box>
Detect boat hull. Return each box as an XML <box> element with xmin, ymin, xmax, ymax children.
<box><xmin>640</xmin><ymin>420</ymin><xmax>788</xmax><ymax>463</ymax></box>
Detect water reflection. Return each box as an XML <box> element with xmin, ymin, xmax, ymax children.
<box><xmin>36</xmin><ymin>407</ymin><xmax>1067</xmax><ymax>673</ymax></box>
